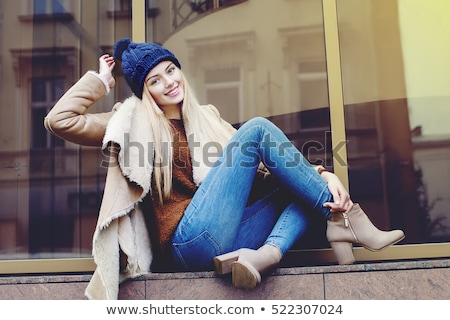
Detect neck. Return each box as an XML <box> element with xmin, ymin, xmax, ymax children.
<box><xmin>161</xmin><ymin>104</ymin><xmax>181</xmax><ymax>120</ymax></box>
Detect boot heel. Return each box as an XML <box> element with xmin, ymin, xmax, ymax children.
<box><xmin>232</xmin><ymin>261</ymin><xmax>261</xmax><ymax>290</ymax></box>
<box><xmin>213</xmin><ymin>251</ymin><xmax>240</xmax><ymax>275</ymax></box>
<box><xmin>330</xmin><ymin>241</ymin><xmax>355</xmax><ymax>265</ymax></box>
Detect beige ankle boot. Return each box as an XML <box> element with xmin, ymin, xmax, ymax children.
<box><xmin>326</xmin><ymin>204</ymin><xmax>405</xmax><ymax>265</ymax></box>
<box><xmin>214</xmin><ymin>245</ymin><xmax>282</xmax><ymax>290</ymax></box>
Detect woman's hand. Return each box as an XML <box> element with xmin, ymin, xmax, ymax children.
<box><xmin>321</xmin><ymin>171</ymin><xmax>354</xmax><ymax>213</ymax></box>
<box><xmin>98</xmin><ymin>54</ymin><xmax>116</xmax><ymax>89</ymax></box>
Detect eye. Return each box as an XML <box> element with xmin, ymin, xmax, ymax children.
<box><xmin>167</xmin><ymin>66</ymin><xmax>175</xmax><ymax>74</ymax></box>
<box><xmin>147</xmin><ymin>77</ymin><xmax>159</xmax><ymax>86</ymax></box>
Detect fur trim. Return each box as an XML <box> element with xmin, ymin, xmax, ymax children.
<box><xmin>88</xmin><ymin>220</ymin><xmax>120</xmax><ymax>299</ymax></box>
<box><xmin>118</xmin><ymin>205</ymin><xmax>152</xmax><ymax>282</ymax></box>
<box><xmin>87</xmin><ymin>204</ymin><xmax>151</xmax><ymax>300</ymax></box>
<box><xmin>102</xmin><ymin>96</ymin><xmax>154</xmax><ymax>195</ymax></box>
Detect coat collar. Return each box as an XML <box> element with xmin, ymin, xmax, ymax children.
<box><xmin>103</xmin><ymin>96</ymin><xmax>154</xmax><ymax>195</ymax></box>
<box><xmin>102</xmin><ymin>96</ymin><xmax>214</xmax><ymax>197</ymax></box>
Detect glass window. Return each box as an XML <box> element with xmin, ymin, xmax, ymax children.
<box><xmin>170</xmin><ymin>0</ymin><xmax>247</xmax><ymax>30</ymax></box>
<box><xmin>297</xmin><ymin>60</ymin><xmax>328</xmax><ymax>111</ymax></box>
<box><xmin>2</xmin><ymin>0</ymin><xmax>449</xmax><ymax>271</ymax></box>
<box><xmin>31</xmin><ymin>78</ymin><xmax>65</xmax><ymax>149</ymax></box>
<box><xmin>0</xmin><ymin>0</ymin><xmax>131</xmax><ymax>261</ymax></box>
<box><xmin>112</xmin><ymin>0</ymin><xmax>131</xmax><ymax>11</ymax></box>
<box><xmin>336</xmin><ymin>0</ymin><xmax>450</xmax><ymax>244</ymax></box>
<box><xmin>205</xmin><ymin>67</ymin><xmax>241</xmax><ymax>124</ymax></box>
<box><xmin>0</xmin><ymin>0</ymin><xmax>331</xmax><ymax>263</ymax></box>
<box><xmin>33</xmin><ymin>0</ymin><xmax>67</xmax><ymax>14</ymax></box>
<box><xmin>163</xmin><ymin>0</ymin><xmax>332</xmax><ymax>249</ymax></box>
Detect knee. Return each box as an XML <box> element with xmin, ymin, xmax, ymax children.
<box><xmin>238</xmin><ymin>117</ymin><xmax>279</xmax><ymax>139</ymax></box>
<box><xmin>245</xmin><ymin>117</ymin><xmax>272</xmax><ymax>128</ymax></box>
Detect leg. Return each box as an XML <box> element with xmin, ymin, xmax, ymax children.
<box><xmin>234</xmin><ymin>197</ymin><xmax>310</xmax><ymax>255</ymax></box>
<box><xmin>172</xmin><ymin>117</ymin><xmax>403</xmax><ymax>274</ymax></box>
<box><xmin>214</xmin><ymin>199</ymin><xmax>310</xmax><ymax>289</ymax></box>
<box><xmin>172</xmin><ymin>185</ymin><xmax>301</xmax><ymax>271</ymax></box>
<box><xmin>229</xmin><ymin>117</ymin><xmax>333</xmax><ymax>216</ymax></box>
<box><xmin>172</xmin><ymin>118</ymin><xmax>330</xmax><ymax>271</ymax></box>
<box><xmin>231</xmin><ymin>118</ymin><xmax>404</xmax><ymax>266</ymax></box>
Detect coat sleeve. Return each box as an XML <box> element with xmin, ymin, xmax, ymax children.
<box><xmin>44</xmin><ymin>72</ymin><xmax>117</xmax><ymax>147</ymax></box>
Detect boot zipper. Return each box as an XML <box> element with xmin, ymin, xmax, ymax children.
<box><xmin>343</xmin><ymin>212</ymin><xmax>359</xmax><ymax>242</ymax></box>
<box><xmin>342</xmin><ymin>212</ymin><xmax>349</xmax><ymax>227</ymax></box>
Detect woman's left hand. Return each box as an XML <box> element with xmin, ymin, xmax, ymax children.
<box><xmin>98</xmin><ymin>54</ymin><xmax>116</xmax><ymax>89</ymax></box>
<box><xmin>320</xmin><ymin>171</ymin><xmax>354</xmax><ymax>212</ymax></box>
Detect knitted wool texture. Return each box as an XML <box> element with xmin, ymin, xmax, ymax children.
<box><xmin>113</xmin><ymin>38</ymin><xmax>181</xmax><ymax>99</ymax></box>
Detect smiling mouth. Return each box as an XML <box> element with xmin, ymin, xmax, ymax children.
<box><xmin>165</xmin><ymin>86</ymin><xmax>179</xmax><ymax>97</ymax></box>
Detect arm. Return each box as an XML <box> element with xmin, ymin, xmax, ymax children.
<box><xmin>44</xmin><ymin>55</ymin><xmax>117</xmax><ymax>147</ymax></box>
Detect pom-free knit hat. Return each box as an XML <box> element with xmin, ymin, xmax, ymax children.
<box><xmin>113</xmin><ymin>38</ymin><xmax>181</xmax><ymax>99</ymax></box>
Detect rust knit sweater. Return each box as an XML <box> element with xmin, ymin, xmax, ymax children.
<box><xmin>146</xmin><ymin>119</ymin><xmax>198</xmax><ymax>268</ymax></box>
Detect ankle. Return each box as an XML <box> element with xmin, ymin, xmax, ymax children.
<box><xmin>257</xmin><ymin>244</ymin><xmax>283</xmax><ymax>266</ymax></box>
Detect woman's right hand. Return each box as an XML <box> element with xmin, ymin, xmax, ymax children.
<box><xmin>99</xmin><ymin>54</ymin><xmax>116</xmax><ymax>89</ymax></box>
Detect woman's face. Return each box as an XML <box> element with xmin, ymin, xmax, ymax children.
<box><xmin>144</xmin><ymin>60</ymin><xmax>184</xmax><ymax>107</ymax></box>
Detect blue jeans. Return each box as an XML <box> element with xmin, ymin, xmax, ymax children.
<box><xmin>171</xmin><ymin>117</ymin><xmax>333</xmax><ymax>271</ymax></box>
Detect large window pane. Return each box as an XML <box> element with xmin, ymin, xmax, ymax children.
<box><xmin>336</xmin><ymin>0</ymin><xmax>450</xmax><ymax>244</ymax></box>
<box><xmin>162</xmin><ymin>0</ymin><xmax>332</xmax><ymax>250</ymax></box>
<box><xmin>1</xmin><ymin>0</ymin><xmax>333</xmax><ymax>262</ymax></box>
<box><xmin>0</xmin><ymin>0</ymin><xmax>131</xmax><ymax>260</ymax></box>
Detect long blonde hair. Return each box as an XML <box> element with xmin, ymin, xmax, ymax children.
<box><xmin>141</xmin><ymin>72</ymin><xmax>233</xmax><ymax>203</ymax></box>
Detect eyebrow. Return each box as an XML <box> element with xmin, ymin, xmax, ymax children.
<box><xmin>146</xmin><ymin>63</ymin><xmax>175</xmax><ymax>82</ymax></box>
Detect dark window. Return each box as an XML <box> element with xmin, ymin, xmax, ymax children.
<box><xmin>31</xmin><ymin>78</ymin><xmax>65</xmax><ymax>149</ymax></box>
<box><xmin>33</xmin><ymin>0</ymin><xmax>66</xmax><ymax>14</ymax></box>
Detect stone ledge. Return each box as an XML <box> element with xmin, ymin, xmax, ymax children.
<box><xmin>1</xmin><ymin>259</ymin><xmax>449</xmax><ymax>299</ymax></box>
<box><xmin>140</xmin><ymin>258</ymin><xmax>450</xmax><ymax>280</ymax></box>
<box><xmin>1</xmin><ymin>258</ymin><xmax>449</xmax><ymax>285</ymax></box>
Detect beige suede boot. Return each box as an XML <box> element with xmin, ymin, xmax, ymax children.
<box><xmin>327</xmin><ymin>204</ymin><xmax>405</xmax><ymax>265</ymax></box>
<box><xmin>214</xmin><ymin>245</ymin><xmax>282</xmax><ymax>290</ymax></box>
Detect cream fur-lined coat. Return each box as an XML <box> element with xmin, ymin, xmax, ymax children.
<box><xmin>44</xmin><ymin>72</ymin><xmax>236</xmax><ymax>299</ymax></box>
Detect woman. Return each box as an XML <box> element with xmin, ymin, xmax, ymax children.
<box><xmin>45</xmin><ymin>38</ymin><xmax>404</xmax><ymax>299</ymax></box>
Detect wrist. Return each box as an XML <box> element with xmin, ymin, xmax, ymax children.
<box><xmin>87</xmin><ymin>70</ymin><xmax>111</xmax><ymax>93</ymax></box>
<box><xmin>320</xmin><ymin>171</ymin><xmax>335</xmax><ymax>182</ymax></box>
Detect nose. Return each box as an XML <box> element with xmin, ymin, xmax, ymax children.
<box><xmin>163</xmin><ymin>76</ymin><xmax>175</xmax><ymax>88</ymax></box>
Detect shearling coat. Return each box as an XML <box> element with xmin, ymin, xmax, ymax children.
<box><xmin>44</xmin><ymin>72</ymin><xmax>237</xmax><ymax>299</ymax></box>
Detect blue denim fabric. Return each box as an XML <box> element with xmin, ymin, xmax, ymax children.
<box><xmin>171</xmin><ymin>117</ymin><xmax>333</xmax><ymax>271</ymax></box>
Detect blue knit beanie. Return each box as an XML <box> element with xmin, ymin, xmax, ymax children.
<box><xmin>113</xmin><ymin>38</ymin><xmax>181</xmax><ymax>99</ymax></box>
